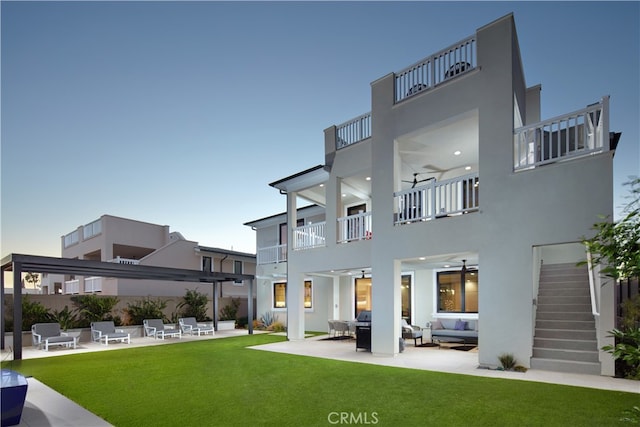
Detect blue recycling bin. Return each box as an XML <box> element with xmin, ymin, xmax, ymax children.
<box><xmin>1</xmin><ymin>369</ymin><xmax>28</xmax><ymax>426</ymax></box>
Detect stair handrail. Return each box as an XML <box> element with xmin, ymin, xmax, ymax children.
<box><xmin>586</xmin><ymin>249</ymin><xmax>600</xmax><ymax>317</ymax></box>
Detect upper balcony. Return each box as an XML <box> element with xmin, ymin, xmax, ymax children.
<box><xmin>514</xmin><ymin>97</ymin><xmax>611</xmax><ymax>171</ymax></box>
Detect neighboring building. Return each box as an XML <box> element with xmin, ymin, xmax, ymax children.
<box><xmin>245</xmin><ymin>14</ymin><xmax>619</xmax><ymax>375</ymax></box>
<box><xmin>60</xmin><ymin>214</ymin><xmax>256</xmax><ymax>313</ymax></box>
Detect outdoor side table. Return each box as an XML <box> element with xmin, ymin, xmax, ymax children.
<box><xmin>1</xmin><ymin>369</ymin><xmax>28</xmax><ymax>426</ymax></box>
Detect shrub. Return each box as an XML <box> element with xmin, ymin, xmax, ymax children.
<box><xmin>178</xmin><ymin>289</ymin><xmax>210</xmax><ymax>321</ymax></box>
<box><xmin>269</xmin><ymin>321</ymin><xmax>286</xmax><ymax>333</ymax></box>
<box><xmin>258</xmin><ymin>311</ymin><xmax>277</xmax><ymax>329</ymax></box>
<box><xmin>50</xmin><ymin>305</ymin><xmax>79</xmax><ymax>331</ymax></box>
<box><xmin>71</xmin><ymin>295</ymin><xmax>120</xmax><ymax>327</ymax></box>
<box><xmin>219</xmin><ymin>298</ymin><xmax>240</xmax><ymax>321</ymax></box>
<box><xmin>498</xmin><ymin>353</ymin><xmax>517</xmax><ymax>371</ymax></box>
<box><xmin>602</xmin><ymin>328</ymin><xmax>640</xmax><ymax>380</ymax></box>
<box><xmin>20</xmin><ymin>295</ymin><xmax>53</xmax><ymax>331</ymax></box>
<box><xmin>124</xmin><ymin>297</ymin><xmax>168</xmax><ymax>325</ymax></box>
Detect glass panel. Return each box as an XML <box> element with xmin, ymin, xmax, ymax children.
<box><xmin>274</xmin><ymin>282</ymin><xmax>286</xmax><ymax>308</ymax></box>
<box><xmin>355</xmin><ymin>277</ymin><xmax>372</xmax><ymax>317</ymax></box>
<box><xmin>304</xmin><ymin>280</ymin><xmax>312</xmax><ymax>308</ymax></box>
<box><xmin>401</xmin><ymin>274</ymin><xmax>411</xmax><ymax>320</ymax></box>
<box><xmin>437</xmin><ymin>270</ymin><xmax>478</xmax><ymax>313</ymax></box>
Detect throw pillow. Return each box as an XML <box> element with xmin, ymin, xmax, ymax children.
<box><xmin>454</xmin><ymin>320</ymin><xmax>467</xmax><ymax>331</ymax></box>
<box><xmin>431</xmin><ymin>320</ymin><xmax>443</xmax><ymax>330</ymax></box>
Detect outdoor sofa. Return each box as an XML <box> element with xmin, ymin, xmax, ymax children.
<box><xmin>430</xmin><ymin>318</ymin><xmax>478</xmax><ymax>344</ymax></box>
<box><xmin>31</xmin><ymin>323</ymin><xmax>77</xmax><ymax>351</ymax></box>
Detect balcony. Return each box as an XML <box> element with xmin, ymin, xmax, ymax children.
<box><xmin>337</xmin><ymin>211</ymin><xmax>372</xmax><ymax>243</ymax></box>
<box><xmin>257</xmin><ymin>244</ymin><xmax>287</xmax><ymax>265</ymax></box>
<box><xmin>514</xmin><ymin>97</ymin><xmax>609</xmax><ymax>171</ymax></box>
<box><xmin>394</xmin><ymin>35</ymin><xmax>477</xmax><ymax>104</ymax></box>
<box><xmin>394</xmin><ymin>173</ymin><xmax>479</xmax><ymax>224</ymax></box>
<box><xmin>84</xmin><ymin>277</ymin><xmax>102</xmax><ymax>293</ymax></box>
<box><xmin>293</xmin><ymin>223</ymin><xmax>326</xmax><ymax>250</ymax></box>
<box><xmin>108</xmin><ymin>256</ymin><xmax>140</xmax><ymax>265</ymax></box>
<box><xmin>64</xmin><ymin>279</ymin><xmax>79</xmax><ymax>294</ymax></box>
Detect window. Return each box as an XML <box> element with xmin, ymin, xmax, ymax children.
<box><xmin>234</xmin><ymin>260</ymin><xmax>243</xmax><ymax>284</ymax></box>
<box><xmin>401</xmin><ymin>274</ymin><xmax>412</xmax><ymax>320</ymax></box>
<box><xmin>202</xmin><ymin>256</ymin><xmax>212</xmax><ymax>272</ymax></box>
<box><xmin>83</xmin><ymin>219</ymin><xmax>102</xmax><ymax>240</ymax></box>
<box><xmin>274</xmin><ymin>282</ymin><xmax>286</xmax><ymax>308</ymax></box>
<box><xmin>355</xmin><ymin>277</ymin><xmax>372</xmax><ymax>317</ymax></box>
<box><xmin>437</xmin><ymin>269</ymin><xmax>478</xmax><ymax>313</ymax></box>
<box><xmin>304</xmin><ymin>280</ymin><xmax>312</xmax><ymax>309</ymax></box>
<box><xmin>64</xmin><ymin>230</ymin><xmax>79</xmax><ymax>248</ymax></box>
<box><xmin>273</xmin><ymin>280</ymin><xmax>313</xmax><ymax>309</ymax></box>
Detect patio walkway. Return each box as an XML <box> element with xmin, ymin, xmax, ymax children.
<box><xmin>2</xmin><ymin>332</ymin><xmax>638</xmax><ymax>426</ymax></box>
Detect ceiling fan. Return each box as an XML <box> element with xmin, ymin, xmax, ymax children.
<box><xmin>402</xmin><ymin>172</ymin><xmax>435</xmax><ymax>188</ymax></box>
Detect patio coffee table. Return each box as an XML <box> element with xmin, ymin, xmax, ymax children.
<box><xmin>433</xmin><ymin>337</ymin><xmax>465</xmax><ymax>349</ymax></box>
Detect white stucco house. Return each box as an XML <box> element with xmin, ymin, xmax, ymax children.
<box><xmin>245</xmin><ymin>13</ymin><xmax>620</xmax><ymax>375</ymax></box>
<box><xmin>59</xmin><ymin>214</ymin><xmax>256</xmax><ymax>308</ymax></box>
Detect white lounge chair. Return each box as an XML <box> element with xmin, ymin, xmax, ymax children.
<box><xmin>32</xmin><ymin>323</ymin><xmax>77</xmax><ymax>351</ymax></box>
<box><xmin>143</xmin><ymin>319</ymin><xmax>182</xmax><ymax>340</ymax></box>
<box><xmin>178</xmin><ymin>317</ymin><xmax>214</xmax><ymax>336</ymax></box>
<box><xmin>91</xmin><ymin>321</ymin><xmax>130</xmax><ymax>346</ymax></box>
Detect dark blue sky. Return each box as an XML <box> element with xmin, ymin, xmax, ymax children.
<box><xmin>2</xmin><ymin>1</ymin><xmax>638</xmax><ymax>256</ymax></box>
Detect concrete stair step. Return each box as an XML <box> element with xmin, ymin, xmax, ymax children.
<box><xmin>536</xmin><ymin>311</ymin><xmax>594</xmax><ymax>321</ymax></box>
<box><xmin>530</xmin><ymin>357</ymin><xmax>601</xmax><ymax>375</ymax></box>
<box><xmin>538</xmin><ymin>280</ymin><xmax>589</xmax><ymax>288</ymax></box>
<box><xmin>535</xmin><ymin>328</ymin><xmax>596</xmax><ymax>340</ymax></box>
<box><xmin>535</xmin><ymin>320</ymin><xmax>595</xmax><ymax>330</ymax></box>
<box><xmin>537</xmin><ymin>296</ymin><xmax>591</xmax><ymax>305</ymax></box>
<box><xmin>532</xmin><ymin>347</ymin><xmax>599</xmax><ymax>363</ymax></box>
<box><xmin>537</xmin><ymin>288</ymin><xmax>590</xmax><ymax>297</ymax></box>
<box><xmin>536</xmin><ymin>303</ymin><xmax>592</xmax><ymax>312</ymax></box>
<box><xmin>533</xmin><ymin>337</ymin><xmax>597</xmax><ymax>351</ymax></box>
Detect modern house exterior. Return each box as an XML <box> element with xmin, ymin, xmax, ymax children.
<box><xmin>59</xmin><ymin>214</ymin><xmax>257</xmax><ymax>313</ymax></box>
<box><xmin>245</xmin><ymin>14</ymin><xmax>619</xmax><ymax>375</ymax></box>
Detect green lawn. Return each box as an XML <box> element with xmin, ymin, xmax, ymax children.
<box><xmin>2</xmin><ymin>334</ymin><xmax>638</xmax><ymax>426</ymax></box>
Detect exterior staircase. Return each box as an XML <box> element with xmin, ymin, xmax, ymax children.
<box><xmin>530</xmin><ymin>262</ymin><xmax>601</xmax><ymax>375</ymax></box>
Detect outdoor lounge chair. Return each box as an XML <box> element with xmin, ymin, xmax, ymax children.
<box><xmin>401</xmin><ymin>319</ymin><xmax>424</xmax><ymax>346</ymax></box>
<box><xmin>31</xmin><ymin>323</ymin><xmax>77</xmax><ymax>351</ymax></box>
<box><xmin>143</xmin><ymin>319</ymin><xmax>182</xmax><ymax>340</ymax></box>
<box><xmin>91</xmin><ymin>321</ymin><xmax>130</xmax><ymax>346</ymax></box>
<box><xmin>178</xmin><ymin>317</ymin><xmax>214</xmax><ymax>336</ymax></box>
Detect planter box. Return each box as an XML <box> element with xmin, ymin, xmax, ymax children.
<box><xmin>217</xmin><ymin>320</ymin><xmax>236</xmax><ymax>331</ymax></box>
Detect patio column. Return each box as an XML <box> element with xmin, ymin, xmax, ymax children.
<box><xmin>247</xmin><ymin>279</ymin><xmax>254</xmax><ymax>334</ymax></box>
<box><xmin>13</xmin><ymin>261</ymin><xmax>23</xmax><ymax>360</ymax></box>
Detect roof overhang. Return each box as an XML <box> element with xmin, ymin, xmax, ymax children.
<box><xmin>269</xmin><ymin>165</ymin><xmax>329</xmax><ymax>193</ymax></box>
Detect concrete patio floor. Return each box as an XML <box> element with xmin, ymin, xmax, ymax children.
<box><xmin>2</xmin><ymin>332</ymin><xmax>638</xmax><ymax>426</ymax></box>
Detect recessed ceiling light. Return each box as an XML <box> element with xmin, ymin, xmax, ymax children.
<box><xmin>444</xmin><ymin>264</ymin><xmax>451</xmax><ymax>268</ymax></box>
<box><xmin>465</xmin><ymin>166</ymin><xmax>471</xmax><ymax>171</ymax></box>
<box><xmin>319</xmin><ymin>184</ymin><xmax>324</xmax><ymax>187</ymax></box>
<box><xmin>342</xmin><ymin>193</ymin><xmax>346</xmax><ymax>197</ymax></box>
<box><xmin>419</xmin><ymin>257</ymin><xmax>426</xmax><ymax>261</ymax></box>
<box><xmin>365</xmin><ymin>176</ymin><xmax>371</xmax><ymax>181</ymax></box>
<box><xmin>454</xmin><ymin>150</ymin><xmax>461</xmax><ymax>156</ymax></box>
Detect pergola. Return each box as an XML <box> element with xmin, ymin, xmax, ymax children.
<box><xmin>1</xmin><ymin>253</ymin><xmax>255</xmax><ymax>360</ymax></box>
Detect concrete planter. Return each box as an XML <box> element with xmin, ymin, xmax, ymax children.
<box><xmin>217</xmin><ymin>320</ymin><xmax>236</xmax><ymax>331</ymax></box>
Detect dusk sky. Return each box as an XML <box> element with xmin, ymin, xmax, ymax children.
<box><xmin>2</xmin><ymin>1</ymin><xmax>639</xmax><ymax>258</ymax></box>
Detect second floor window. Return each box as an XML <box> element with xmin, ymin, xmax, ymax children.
<box><xmin>234</xmin><ymin>260</ymin><xmax>243</xmax><ymax>284</ymax></box>
<box><xmin>202</xmin><ymin>256</ymin><xmax>212</xmax><ymax>272</ymax></box>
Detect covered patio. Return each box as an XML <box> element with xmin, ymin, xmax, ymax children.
<box><xmin>1</xmin><ymin>253</ymin><xmax>256</xmax><ymax>360</ymax></box>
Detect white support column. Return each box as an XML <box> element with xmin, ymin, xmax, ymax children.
<box><xmin>371</xmin><ymin>259</ymin><xmax>402</xmax><ymax>356</ymax></box>
<box><xmin>286</xmin><ymin>270</ymin><xmax>305</xmax><ymax>340</ymax></box>
<box><xmin>332</xmin><ymin>276</ymin><xmax>340</xmax><ymax>320</ymax></box>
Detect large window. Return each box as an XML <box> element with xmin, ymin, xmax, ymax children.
<box><xmin>401</xmin><ymin>274</ymin><xmax>412</xmax><ymax>320</ymax></box>
<box><xmin>273</xmin><ymin>281</ymin><xmax>313</xmax><ymax>309</ymax></box>
<box><xmin>355</xmin><ymin>277</ymin><xmax>372</xmax><ymax>317</ymax></box>
<box><xmin>437</xmin><ymin>269</ymin><xmax>478</xmax><ymax>313</ymax></box>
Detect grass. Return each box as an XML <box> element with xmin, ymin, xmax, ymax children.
<box><xmin>2</xmin><ymin>334</ymin><xmax>638</xmax><ymax>426</ymax></box>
